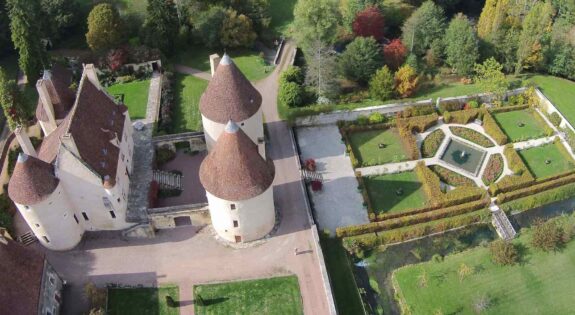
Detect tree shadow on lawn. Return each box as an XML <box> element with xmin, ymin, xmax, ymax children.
<box><xmin>366</xmin><ymin>179</ymin><xmax>425</xmax><ymax>214</ymax></box>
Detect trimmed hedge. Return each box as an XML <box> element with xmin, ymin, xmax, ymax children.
<box><xmin>421</xmin><ymin>129</ymin><xmax>445</xmax><ymax>158</ymax></box>
<box><xmin>397</xmin><ymin>104</ymin><xmax>437</xmax><ymax>118</ymax></box>
<box><xmin>429</xmin><ymin>165</ymin><xmax>475</xmax><ymax>187</ymax></box>
<box><xmin>397</xmin><ymin>114</ymin><xmax>439</xmax><ymax>159</ymax></box>
<box><xmin>489</xmin><ymin>104</ymin><xmax>529</xmax><ymax>113</ymax></box>
<box><xmin>488</xmin><ymin>145</ymin><xmax>534</xmax><ymax>195</ymax></box>
<box><xmin>496</xmin><ymin>172</ymin><xmax>575</xmax><ymax>204</ymax></box>
<box><xmin>482</xmin><ymin>154</ymin><xmax>504</xmax><ymax>185</ymax></box>
<box><xmin>482</xmin><ymin>110</ymin><xmax>508</xmax><ymax>145</ymax></box>
<box><xmin>355</xmin><ymin>172</ymin><xmax>376</xmax><ymax>220</ymax></box>
<box><xmin>449</xmin><ymin>126</ymin><xmax>495</xmax><ymax>148</ymax></box>
<box><xmin>499</xmin><ymin>181</ymin><xmax>575</xmax><ymax>213</ymax></box>
<box><xmin>443</xmin><ymin>109</ymin><xmax>479</xmax><ymax>125</ymax></box>
<box><xmin>336</xmin><ymin>198</ymin><xmax>489</xmax><ymax>237</ymax></box>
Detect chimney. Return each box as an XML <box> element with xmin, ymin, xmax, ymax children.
<box><xmin>14</xmin><ymin>126</ymin><xmax>37</xmax><ymax>158</ymax></box>
<box><xmin>36</xmin><ymin>79</ymin><xmax>58</xmax><ymax>134</ymax></box>
<box><xmin>84</xmin><ymin>64</ymin><xmax>102</xmax><ymax>90</ymax></box>
<box><xmin>209</xmin><ymin>54</ymin><xmax>220</xmax><ymax>77</ymax></box>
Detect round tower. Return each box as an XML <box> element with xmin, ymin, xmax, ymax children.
<box><xmin>199</xmin><ymin>121</ymin><xmax>275</xmax><ymax>243</ymax></box>
<box><xmin>199</xmin><ymin>54</ymin><xmax>265</xmax><ymax>157</ymax></box>
<box><xmin>8</xmin><ymin>154</ymin><xmax>83</xmax><ymax>250</ymax></box>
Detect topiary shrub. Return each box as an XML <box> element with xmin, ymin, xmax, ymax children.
<box><xmin>549</xmin><ymin>112</ymin><xmax>562</xmax><ymax>128</ymax></box>
<box><xmin>279</xmin><ymin>81</ymin><xmax>304</xmax><ymax>108</ymax></box>
<box><xmin>489</xmin><ymin>239</ymin><xmax>519</xmax><ymax>266</ymax></box>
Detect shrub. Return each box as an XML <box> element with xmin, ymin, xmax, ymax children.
<box><xmin>482</xmin><ymin>154</ymin><xmax>503</xmax><ymax>185</ymax></box>
<box><xmin>438</xmin><ymin>100</ymin><xmax>464</xmax><ymax>113</ymax></box>
<box><xmin>498</xmin><ymin>180</ymin><xmax>575</xmax><ymax>213</ymax></box>
<box><xmin>280</xmin><ymin>66</ymin><xmax>304</xmax><ymax>85</ymax></box>
<box><xmin>421</xmin><ymin>129</ymin><xmax>445</xmax><ymax>158</ymax></box>
<box><xmin>468</xmin><ymin>100</ymin><xmax>479</xmax><ymax>108</ymax></box>
<box><xmin>429</xmin><ymin>165</ymin><xmax>475</xmax><ymax>187</ymax></box>
<box><xmin>489</xmin><ymin>240</ymin><xmax>519</xmax><ymax>266</ymax></box>
<box><xmin>482</xmin><ymin>111</ymin><xmax>508</xmax><ymax>145</ymax></box>
<box><xmin>368</xmin><ymin>112</ymin><xmax>386</xmax><ymax>124</ymax></box>
<box><xmin>155</xmin><ymin>146</ymin><xmax>175</xmax><ymax>165</ymax></box>
<box><xmin>489</xmin><ymin>104</ymin><xmax>529</xmax><ymax>114</ymax></box>
<box><xmin>369</xmin><ymin>66</ymin><xmax>395</xmax><ymax>101</ymax></box>
<box><xmin>383</xmin><ymin>39</ymin><xmax>408</xmax><ymax>70</ymax></box>
<box><xmin>395</xmin><ymin>64</ymin><xmax>419</xmax><ymax>98</ymax></box>
<box><xmin>443</xmin><ymin>109</ymin><xmax>479</xmax><ymax>124</ymax></box>
<box><xmin>398</xmin><ymin>104</ymin><xmax>437</xmax><ymax>118</ymax></box>
<box><xmin>531</xmin><ymin>219</ymin><xmax>565</xmax><ymax>252</ymax></box>
<box><xmin>397</xmin><ymin>113</ymin><xmax>439</xmax><ymax>159</ymax></box>
<box><xmin>548</xmin><ymin>112</ymin><xmax>562</xmax><ymax>128</ymax></box>
<box><xmin>279</xmin><ymin>81</ymin><xmax>304</xmax><ymax>108</ymax></box>
<box><xmin>158</xmin><ymin>71</ymin><xmax>175</xmax><ymax>133</ymax></box>
<box><xmin>449</xmin><ymin>126</ymin><xmax>494</xmax><ymax>148</ymax></box>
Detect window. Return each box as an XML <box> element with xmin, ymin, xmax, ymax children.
<box><xmin>230</xmin><ymin>204</ymin><xmax>236</xmax><ymax>210</ymax></box>
<box><xmin>43</xmin><ymin>236</ymin><xmax>50</xmax><ymax>243</ymax></box>
<box><xmin>109</xmin><ymin>211</ymin><xmax>116</xmax><ymax>219</ymax></box>
<box><xmin>73</xmin><ymin>214</ymin><xmax>79</xmax><ymax>224</ymax></box>
<box><xmin>82</xmin><ymin>212</ymin><xmax>89</xmax><ymax>221</ymax></box>
<box><xmin>233</xmin><ymin>220</ymin><xmax>239</xmax><ymax>228</ymax></box>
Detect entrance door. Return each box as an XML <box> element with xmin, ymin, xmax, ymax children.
<box><xmin>235</xmin><ymin>235</ymin><xmax>242</xmax><ymax>243</ymax></box>
<box><xmin>174</xmin><ymin>216</ymin><xmax>192</xmax><ymax>227</ymax></box>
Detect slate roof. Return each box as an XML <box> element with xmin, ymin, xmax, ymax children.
<box><xmin>35</xmin><ymin>64</ymin><xmax>76</xmax><ymax>122</ymax></box>
<box><xmin>8</xmin><ymin>154</ymin><xmax>59</xmax><ymax>205</ymax></box>
<box><xmin>199</xmin><ymin>121</ymin><xmax>275</xmax><ymax>201</ymax></box>
<box><xmin>199</xmin><ymin>54</ymin><xmax>262</xmax><ymax>123</ymax></box>
<box><xmin>0</xmin><ymin>238</ymin><xmax>45</xmax><ymax>315</ymax></box>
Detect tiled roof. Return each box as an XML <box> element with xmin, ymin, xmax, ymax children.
<box><xmin>199</xmin><ymin>55</ymin><xmax>262</xmax><ymax>123</ymax></box>
<box><xmin>0</xmin><ymin>238</ymin><xmax>45</xmax><ymax>315</ymax></box>
<box><xmin>200</xmin><ymin>121</ymin><xmax>275</xmax><ymax>201</ymax></box>
<box><xmin>8</xmin><ymin>154</ymin><xmax>59</xmax><ymax>205</ymax></box>
<box><xmin>35</xmin><ymin>64</ymin><xmax>76</xmax><ymax>122</ymax></box>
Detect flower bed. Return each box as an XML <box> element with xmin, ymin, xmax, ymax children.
<box><xmin>421</xmin><ymin>129</ymin><xmax>445</xmax><ymax>158</ymax></box>
<box><xmin>482</xmin><ymin>154</ymin><xmax>504</xmax><ymax>185</ymax></box>
<box><xmin>429</xmin><ymin>165</ymin><xmax>475</xmax><ymax>187</ymax></box>
<box><xmin>449</xmin><ymin>126</ymin><xmax>495</xmax><ymax>148</ymax></box>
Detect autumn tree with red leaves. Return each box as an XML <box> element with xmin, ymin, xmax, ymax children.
<box><xmin>383</xmin><ymin>39</ymin><xmax>407</xmax><ymax>70</ymax></box>
<box><xmin>352</xmin><ymin>5</ymin><xmax>385</xmax><ymax>42</ymax></box>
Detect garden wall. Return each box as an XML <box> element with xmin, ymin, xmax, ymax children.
<box><xmin>148</xmin><ymin>203</ymin><xmax>210</xmax><ymax>229</ymax></box>
<box><xmin>294</xmin><ymin>99</ymin><xmax>433</xmax><ymax>127</ymax></box>
<box><xmin>436</xmin><ymin>87</ymin><xmax>527</xmax><ymax>109</ymax></box>
<box><xmin>534</xmin><ymin>87</ymin><xmax>575</xmax><ymax>133</ymax></box>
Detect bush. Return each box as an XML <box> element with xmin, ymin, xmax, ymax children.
<box><xmin>279</xmin><ymin>81</ymin><xmax>304</xmax><ymax>108</ymax></box>
<box><xmin>531</xmin><ymin>219</ymin><xmax>565</xmax><ymax>252</ymax></box>
<box><xmin>449</xmin><ymin>126</ymin><xmax>494</xmax><ymax>148</ymax></box>
<box><xmin>421</xmin><ymin>129</ymin><xmax>445</xmax><ymax>158</ymax></box>
<box><xmin>548</xmin><ymin>112</ymin><xmax>562</xmax><ymax>128</ymax></box>
<box><xmin>158</xmin><ymin>72</ymin><xmax>175</xmax><ymax>133</ymax></box>
<box><xmin>368</xmin><ymin>112</ymin><xmax>386</xmax><ymax>124</ymax></box>
<box><xmin>369</xmin><ymin>66</ymin><xmax>395</xmax><ymax>101</ymax></box>
<box><xmin>438</xmin><ymin>100</ymin><xmax>464</xmax><ymax>113</ymax></box>
<box><xmin>397</xmin><ymin>113</ymin><xmax>439</xmax><ymax>159</ymax></box>
<box><xmin>482</xmin><ymin>154</ymin><xmax>503</xmax><ymax>185</ymax></box>
<box><xmin>443</xmin><ymin>109</ymin><xmax>479</xmax><ymax>125</ymax></box>
<box><xmin>398</xmin><ymin>104</ymin><xmax>437</xmax><ymax>118</ymax></box>
<box><xmin>395</xmin><ymin>64</ymin><xmax>419</xmax><ymax>98</ymax></box>
<box><xmin>489</xmin><ymin>240</ymin><xmax>519</xmax><ymax>266</ymax></box>
<box><xmin>156</xmin><ymin>146</ymin><xmax>175</xmax><ymax>165</ymax></box>
<box><xmin>280</xmin><ymin>66</ymin><xmax>304</xmax><ymax>85</ymax></box>
<box><xmin>482</xmin><ymin>111</ymin><xmax>508</xmax><ymax>145</ymax></box>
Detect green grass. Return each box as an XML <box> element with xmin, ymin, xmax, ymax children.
<box><xmin>518</xmin><ymin>142</ymin><xmax>575</xmax><ymax>179</ymax></box>
<box><xmin>173</xmin><ymin>47</ymin><xmax>274</xmax><ymax>82</ymax></box>
<box><xmin>269</xmin><ymin>0</ymin><xmax>297</xmax><ymax>35</ymax></box>
<box><xmin>393</xmin><ymin>215</ymin><xmax>575</xmax><ymax>315</ymax></box>
<box><xmin>493</xmin><ymin>109</ymin><xmax>549</xmax><ymax>142</ymax></box>
<box><xmin>194</xmin><ymin>276</ymin><xmax>303</xmax><ymax>315</ymax></box>
<box><xmin>365</xmin><ymin>172</ymin><xmax>428</xmax><ymax>214</ymax></box>
<box><xmin>171</xmin><ymin>74</ymin><xmax>208</xmax><ymax>133</ymax></box>
<box><xmin>106</xmin><ymin>79</ymin><xmax>150</xmax><ymax>120</ymax></box>
<box><xmin>349</xmin><ymin>128</ymin><xmax>409</xmax><ymax>166</ymax></box>
<box><xmin>107</xmin><ymin>285</ymin><xmax>180</xmax><ymax>315</ymax></box>
<box><xmin>320</xmin><ymin>236</ymin><xmax>365</xmax><ymax>315</ymax></box>
<box><xmin>525</xmin><ymin>75</ymin><xmax>575</xmax><ymax>126</ymax></box>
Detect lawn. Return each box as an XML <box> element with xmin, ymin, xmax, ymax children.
<box><xmin>107</xmin><ymin>285</ymin><xmax>180</xmax><ymax>315</ymax></box>
<box><xmin>106</xmin><ymin>79</ymin><xmax>150</xmax><ymax>120</ymax></box>
<box><xmin>393</xmin><ymin>215</ymin><xmax>575</xmax><ymax>315</ymax></box>
<box><xmin>518</xmin><ymin>142</ymin><xmax>575</xmax><ymax>179</ymax></box>
<box><xmin>172</xmin><ymin>74</ymin><xmax>208</xmax><ymax>133</ymax></box>
<box><xmin>364</xmin><ymin>171</ymin><xmax>428</xmax><ymax>214</ymax></box>
<box><xmin>525</xmin><ymin>75</ymin><xmax>575</xmax><ymax>126</ymax></box>
<box><xmin>194</xmin><ymin>276</ymin><xmax>303</xmax><ymax>315</ymax></box>
<box><xmin>173</xmin><ymin>47</ymin><xmax>274</xmax><ymax>82</ymax></box>
<box><xmin>493</xmin><ymin>109</ymin><xmax>549</xmax><ymax>142</ymax></box>
<box><xmin>320</xmin><ymin>236</ymin><xmax>365</xmax><ymax>315</ymax></box>
<box><xmin>349</xmin><ymin>128</ymin><xmax>409</xmax><ymax>167</ymax></box>
<box><xmin>269</xmin><ymin>0</ymin><xmax>297</xmax><ymax>35</ymax></box>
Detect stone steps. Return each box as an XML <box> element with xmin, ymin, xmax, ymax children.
<box><xmin>152</xmin><ymin>170</ymin><xmax>183</xmax><ymax>190</ymax></box>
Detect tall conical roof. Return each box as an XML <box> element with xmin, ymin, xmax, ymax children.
<box><xmin>199</xmin><ymin>54</ymin><xmax>262</xmax><ymax>123</ymax></box>
<box><xmin>199</xmin><ymin>121</ymin><xmax>274</xmax><ymax>201</ymax></box>
<box><xmin>8</xmin><ymin>154</ymin><xmax>59</xmax><ymax>205</ymax></box>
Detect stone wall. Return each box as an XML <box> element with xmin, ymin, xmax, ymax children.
<box><xmin>148</xmin><ymin>203</ymin><xmax>210</xmax><ymax>229</ymax></box>
<box><xmin>39</xmin><ymin>261</ymin><xmax>64</xmax><ymax>315</ymax></box>
<box><xmin>436</xmin><ymin>87</ymin><xmax>528</xmax><ymax>109</ymax></box>
<box><xmin>153</xmin><ymin>132</ymin><xmax>206</xmax><ymax>153</ymax></box>
<box><xmin>534</xmin><ymin>88</ymin><xmax>575</xmax><ymax>133</ymax></box>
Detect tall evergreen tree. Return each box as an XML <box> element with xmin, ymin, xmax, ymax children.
<box><xmin>0</xmin><ymin>67</ymin><xmax>27</xmax><ymax>130</ymax></box>
<box><xmin>445</xmin><ymin>14</ymin><xmax>479</xmax><ymax>76</ymax></box>
<box><xmin>86</xmin><ymin>4</ymin><xmax>123</xmax><ymax>52</ymax></box>
<box><xmin>401</xmin><ymin>1</ymin><xmax>446</xmax><ymax>57</ymax></box>
<box><xmin>39</xmin><ymin>0</ymin><xmax>78</xmax><ymax>42</ymax></box>
<box><xmin>143</xmin><ymin>0</ymin><xmax>180</xmax><ymax>56</ymax></box>
<box><xmin>7</xmin><ymin>0</ymin><xmax>47</xmax><ymax>83</ymax></box>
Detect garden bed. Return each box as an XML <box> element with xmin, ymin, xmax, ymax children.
<box><xmin>420</xmin><ymin>129</ymin><xmax>445</xmax><ymax>158</ymax></box>
<box><xmin>482</xmin><ymin>154</ymin><xmax>504</xmax><ymax>185</ymax></box>
<box><xmin>449</xmin><ymin>126</ymin><xmax>494</xmax><ymax>148</ymax></box>
<box><xmin>429</xmin><ymin>165</ymin><xmax>475</xmax><ymax>187</ymax></box>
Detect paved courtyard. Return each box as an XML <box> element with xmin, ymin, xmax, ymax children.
<box><xmin>296</xmin><ymin>125</ymin><xmax>369</xmax><ymax>234</ymax></box>
<box><xmin>156</xmin><ymin>150</ymin><xmax>207</xmax><ymax>207</ymax></box>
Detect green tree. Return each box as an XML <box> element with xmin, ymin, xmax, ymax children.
<box><xmin>339</xmin><ymin>0</ymin><xmax>375</xmax><ymax>32</ymax></box>
<box><xmin>304</xmin><ymin>39</ymin><xmax>339</xmax><ymax>101</ymax></box>
<box><xmin>339</xmin><ymin>36</ymin><xmax>383</xmax><ymax>84</ymax></box>
<box><xmin>293</xmin><ymin>0</ymin><xmax>340</xmax><ymax>50</ymax></box>
<box><xmin>228</xmin><ymin>0</ymin><xmax>270</xmax><ymax>34</ymax></box>
<box><xmin>0</xmin><ymin>0</ymin><xmax>13</xmax><ymax>57</ymax></box>
<box><xmin>193</xmin><ymin>5</ymin><xmax>226</xmax><ymax>48</ymax></box>
<box><xmin>143</xmin><ymin>0</ymin><xmax>179</xmax><ymax>56</ymax></box>
<box><xmin>477</xmin><ymin>0</ymin><xmax>510</xmax><ymax>40</ymax></box>
<box><xmin>220</xmin><ymin>9</ymin><xmax>257</xmax><ymax>48</ymax></box>
<box><xmin>279</xmin><ymin>81</ymin><xmax>304</xmax><ymax>107</ymax></box>
<box><xmin>369</xmin><ymin>66</ymin><xmax>394</xmax><ymax>101</ymax></box>
<box><xmin>474</xmin><ymin>57</ymin><xmax>508</xmax><ymax>100</ymax></box>
<box><xmin>7</xmin><ymin>0</ymin><xmax>47</xmax><ymax>83</ymax></box>
<box><xmin>445</xmin><ymin>13</ymin><xmax>479</xmax><ymax>76</ymax></box>
<box><xmin>515</xmin><ymin>1</ymin><xmax>554</xmax><ymax>73</ymax></box>
<box><xmin>86</xmin><ymin>4</ymin><xmax>124</xmax><ymax>52</ymax></box>
<box><xmin>401</xmin><ymin>0</ymin><xmax>446</xmax><ymax>56</ymax></box>
<box><xmin>40</xmin><ymin>0</ymin><xmax>78</xmax><ymax>41</ymax></box>
<box><xmin>0</xmin><ymin>67</ymin><xmax>26</xmax><ymax>130</ymax></box>
<box><xmin>394</xmin><ymin>64</ymin><xmax>418</xmax><ymax>98</ymax></box>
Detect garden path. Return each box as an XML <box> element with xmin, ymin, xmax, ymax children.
<box><xmin>144</xmin><ymin>71</ymin><xmax>163</xmax><ymax>123</ymax></box>
<box><xmin>173</xmin><ymin>64</ymin><xmax>212</xmax><ymax>81</ymax></box>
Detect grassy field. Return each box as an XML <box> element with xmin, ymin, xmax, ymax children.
<box><xmin>493</xmin><ymin>109</ymin><xmax>549</xmax><ymax>142</ymax></box>
<box><xmin>365</xmin><ymin>171</ymin><xmax>428</xmax><ymax>214</ymax></box>
<box><xmin>349</xmin><ymin>128</ymin><xmax>409</xmax><ymax>166</ymax></box>
<box><xmin>526</xmin><ymin>75</ymin><xmax>575</xmax><ymax>126</ymax></box>
<box><xmin>173</xmin><ymin>47</ymin><xmax>274</xmax><ymax>82</ymax></box>
<box><xmin>106</xmin><ymin>79</ymin><xmax>150</xmax><ymax>120</ymax></box>
<box><xmin>269</xmin><ymin>0</ymin><xmax>297</xmax><ymax>35</ymax></box>
<box><xmin>107</xmin><ymin>285</ymin><xmax>180</xmax><ymax>315</ymax></box>
<box><xmin>518</xmin><ymin>142</ymin><xmax>575</xmax><ymax>179</ymax></box>
<box><xmin>172</xmin><ymin>74</ymin><xmax>208</xmax><ymax>133</ymax></box>
<box><xmin>194</xmin><ymin>276</ymin><xmax>303</xmax><ymax>315</ymax></box>
<box><xmin>320</xmin><ymin>237</ymin><xmax>365</xmax><ymax>315</ymax></box>
<box><xmin>393</xmin><ymin>215</ymin><xmax>575</xmax><ymax>315</ymax></box>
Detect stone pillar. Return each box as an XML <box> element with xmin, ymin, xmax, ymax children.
<box><xmin>209</xmin><ymin>54</ymin><xmax>221</xmax><ymax>77</ymax></box>
<box><xmin>14</xmin><ymin>126</ymin><xmax>37</xmax><ymax>157</ymax></box>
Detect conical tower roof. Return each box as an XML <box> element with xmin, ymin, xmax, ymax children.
<box><xmin>200</xmin><ymin>121</ymin><xmax>275</xmax><ymax>201</ymax></box>
<box><xmin>8</xmin><ymin>154</ymin><xmax>59</xmax><ymax>205</ymax></box>
<box><xmin>199</xmin><ymin>54</ymin><xmax>262</xmax><ymax>123</ymax></box>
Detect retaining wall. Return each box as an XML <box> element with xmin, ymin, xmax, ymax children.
<box><xmin>148</xmin><ymin>203</ymin><xmax>210</xmax><ymax>229</ymax></box>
